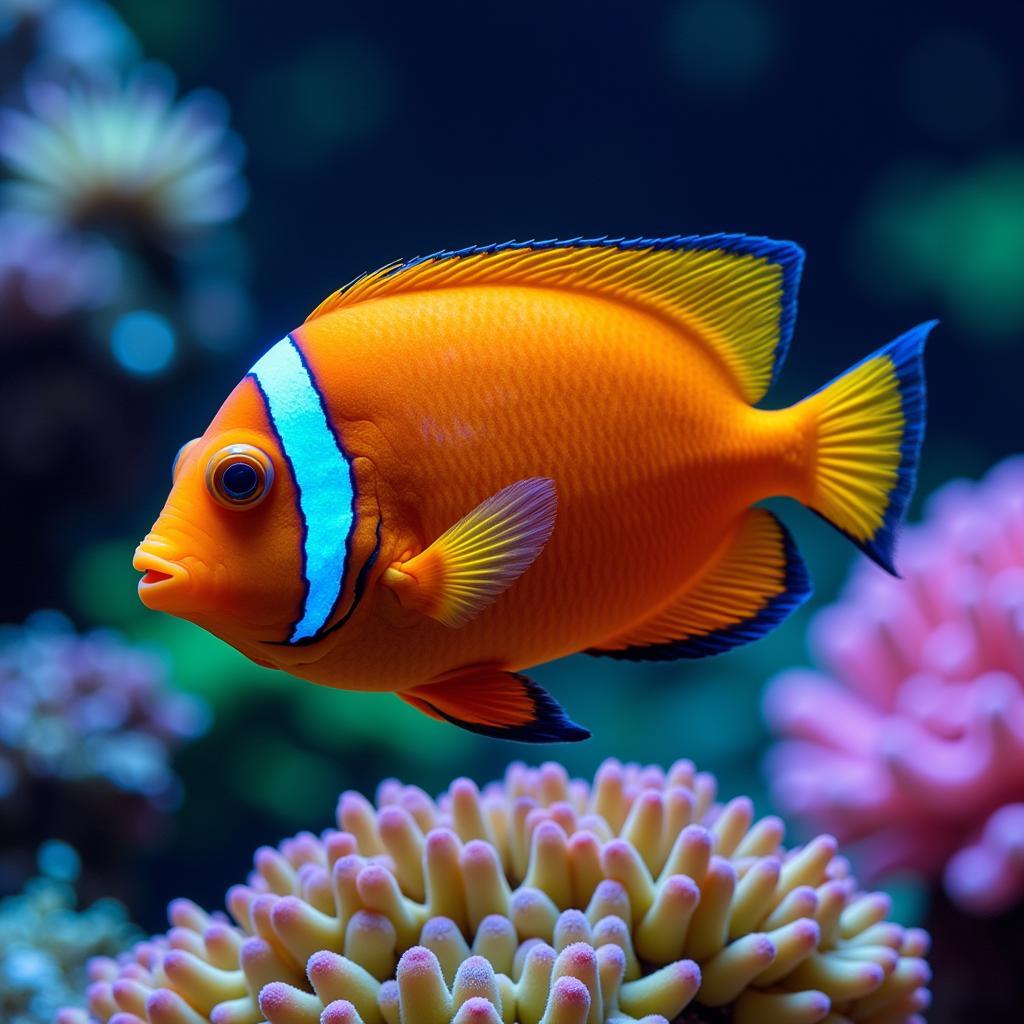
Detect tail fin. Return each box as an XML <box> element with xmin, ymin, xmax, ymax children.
<box><xmin>800</xmin><ymin>321</ymin><xmax>933</xmax><ymax>575</ymax></box>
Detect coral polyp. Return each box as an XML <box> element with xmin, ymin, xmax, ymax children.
<box><xmin>0</xmin><ymin>210</ymin><xmax>122</xmax><ymax>325</ymax></box>
<box><xmin>61</xmin><ymin>759</ymin><xmax>930</xmax><ymax>1024</ymax></box>
<box><xmin>765</xmin><ymin>455</ymin><xmax>1024</xmax><ymax>915</ymax></box>
<box><xmin>0</xmin><ymin>611</ymin><xmax>206</xmax><ymax>805</ymax></box>
<box><xmin>0</xmin><ymin>843</ymin><xmax>140</xmax><ymax>1024</ymax></box>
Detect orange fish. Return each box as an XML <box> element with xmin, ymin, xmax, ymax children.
<box><xmin>134</xmin><ymin>235</ymin><xmax>931</xmax><ymax>742</ymax></box>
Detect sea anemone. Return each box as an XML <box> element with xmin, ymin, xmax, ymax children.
<box><xmin>1</xmin><ymin>842</ymin><xmax>139</xmax><ymax>1024</ymax></box>
<box><xmin>765</xmin><ymin>455</ymin><xmax>1024</xmax><ymax>916</ymax></box>
<box><xmin>61</xmin><ymin>759</ymin><xmax>930</xmax><ymax>1024</ymax></box>
<box><xmin>0</xmin><ymin>64</ymin><xmax>246</xmax><ymax>243</ymax></box>
<box><xmin>0</xmin><ymin>610</ymin><xmax>207</xmax><ymax>807</ymax></box>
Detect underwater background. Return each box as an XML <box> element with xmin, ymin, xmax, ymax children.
<box><xmin>1</xmin><ymin>1</ymin><xmax>1022</xmax><ymax>1021</ymax></box>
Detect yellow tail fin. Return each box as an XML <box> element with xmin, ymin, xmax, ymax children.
<box><xmin>799</xmin><ymin>322</ymin><xmax>933</xmax><ymax>575</ymax></box>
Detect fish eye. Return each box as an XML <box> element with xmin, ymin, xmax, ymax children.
<box><xmin>172</xmin><ymin>438</ymin><xmax>199</xmax><ymax>482</ymax></box>
<box><xmin>206</xmin><ymin>444</ymin><xmax>274</xmax><ymax>509</ymax></box>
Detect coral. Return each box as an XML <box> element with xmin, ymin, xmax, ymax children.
<box><xmin>0</xmin><ymin>610</ymin><xmax>207</xmax><ymax>806</ymax></box>
<box><xmin>1</xmin><ymin>842</ymin><xmax>140</xmax><ymax>1024</ymax></box>
<box><xmin>0</xmin><ymin>58</ymin><xmax>252</xmax><ymax>368</ymax></box>
<box><xmin>0</xmin><ymin>209</ymin><xmax>122</xmax><ymax>326</ymax></box>
<box><xmin>62</xmin><ymin>759</ymin><xmax>930</xmax><ymax>1024</ymax></box>
<box><xmin>765</xmin><ymin>455</ymin><xmax>1024</xmax><ymax>916</ymax></box>
<box><xmin>0</xmin><ymin>63</ymin><xmax>246</xmax><ymax>241</ymax></box>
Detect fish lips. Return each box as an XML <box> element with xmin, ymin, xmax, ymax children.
<box><xmin>133</xmin><ymin>543</ymin><xmax>190</xmax><ymax>610</ymax></box>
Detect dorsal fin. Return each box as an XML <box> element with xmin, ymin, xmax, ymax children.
<box><xmin>307</xmin><ymin>235</ymin><xmax>804</xmax><ymax>402</ymax></box>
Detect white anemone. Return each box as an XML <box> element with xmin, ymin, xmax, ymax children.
<box><xmin>0</xmin><ymin>64</ymin><xmax>247</xmax><ymax>241</ymax></box>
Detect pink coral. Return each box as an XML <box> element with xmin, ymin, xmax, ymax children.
<box><xmin>59</xmin><ymin>759</ymin><xmax>929</xmax><ymax>1024</ymax></box>
<box><xmin>765</xmin><ymin>455</ymin><xmax>1024</xmax><ymax>916</ymax></box>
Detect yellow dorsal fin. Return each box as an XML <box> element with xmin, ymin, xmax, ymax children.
<box><xmin>307</xmin><ymin>235</ymin><xmax>804</xmax><ymax>402</ymax></box>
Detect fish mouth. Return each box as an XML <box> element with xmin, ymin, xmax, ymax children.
<box><xmin>133</xmin><ymin>545</ymin><xmax>188</xmax><ymax>604</ymax></box>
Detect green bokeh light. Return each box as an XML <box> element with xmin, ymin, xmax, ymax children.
<box><xmin>228</xmin><ymin>730</ymin><xmax>350</xmax><ymax>825</ymax></box>
<box><xmin>666</xmin><ymin>0</ymin><xmax>776</xmax><ymax>91</ymax></box>
<box><xmin>112</xmin><ymin>0</ymin><xmax>220</xmax><ymax>71</ymax></box>
<box><xmin>856</xmin><ymin>156</ymin><xmax>1024</xmax><ymax>342</ymax></box>
<box><xmin>244</xmin><ymin>35</ymin><xmax>396</xmax><ymax>166</ymax></box>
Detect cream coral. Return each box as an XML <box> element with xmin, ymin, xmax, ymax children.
<box><xmin>59</xmin><ymin>760</ymin><xmax>930</xmax><ymax>1024</ymax></box>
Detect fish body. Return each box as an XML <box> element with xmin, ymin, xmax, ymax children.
<box><xmin>136</xmin><ymin>235</ymin><xmax>932</xmax><ymax>741</ymax></box>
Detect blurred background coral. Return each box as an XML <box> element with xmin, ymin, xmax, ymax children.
<box><xmin>0</xmin><ymin>1</ymin><xmax>1021</xmax><ymax>1021</ymax></box>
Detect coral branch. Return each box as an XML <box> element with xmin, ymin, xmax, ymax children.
<box><xmin>766</xmin><ymin>456</ymin><xmax>1024</xmax><ymax>915</ymax></box>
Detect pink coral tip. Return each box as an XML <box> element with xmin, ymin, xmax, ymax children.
<box><xmin>452</xmin><ymin>997</ymin><xmax>502</xmax><ymax>1024</ymax></box>
<box><xmin>258</xmin><ymin>982</ymin><xmax>295</xmax><ymax>1015</ymax></box>
<box><xmin>397</xmin><ymin>945</ymin><xmax>442</xmax><ymax>977</ymax></box>
<box><xmin>307</xmin><ymin>949</ymin><xmax>344</xmax><ymax>982</ymax></box>
<box><xmin>321</xmin><ymin>1000</ymin><xmax>362</xmax><ymax>1024</ymax></box>
<box><xmin>552</xmin><ymin>975</ymin><xmax>591</xmax><ymax>1008</ymax></box>
<box><xmin>145</xmin><ymin>989</ymin><xmax>189</xmax><ymax>1024</ymax></box>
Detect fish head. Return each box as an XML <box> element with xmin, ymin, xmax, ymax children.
<box><xmin>134</xmin><ymin>375</ymin><xmax>308</xmax><ymax>647</ymax></box>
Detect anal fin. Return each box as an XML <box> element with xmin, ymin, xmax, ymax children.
<box><xmin>400</xmin><ymin>667</ymin><xmax>590</xmax><ymax>743</ymax></box>
<box><xmin>589</xmin><ymin>508</ymin><xmax>811</xmax><ymax>661</ymax></box>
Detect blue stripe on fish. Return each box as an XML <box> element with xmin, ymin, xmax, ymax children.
<box><xmin>249</xmin><ymin>335</ymin><xmax>355</xmax><ymax>644</ymax></box>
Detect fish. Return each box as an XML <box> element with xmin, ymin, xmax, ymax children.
<box><xmin>134</xmin><ymin>234</ymin><xmax>932</xmax><ymax>743</ymax></box>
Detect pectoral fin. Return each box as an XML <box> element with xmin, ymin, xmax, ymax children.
<box><xmin>383</xmin><ymin>477</ymin><xmax>557</xmax><ymax>627</ymax></box>
<box><xmin>399</xmin><ymin>667</ymin><xmax>589</xmax><ymax>743</ymax></box>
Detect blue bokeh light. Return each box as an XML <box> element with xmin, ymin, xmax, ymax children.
<box><xmin>37</xmin><ymin>838</ymin><xmax>81</xmax><ymax>883</ymax></box>
<box><xmin>109</xmin><ymin>310</ymin><xmax>176</xmax><ymax>375</ymax></box>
